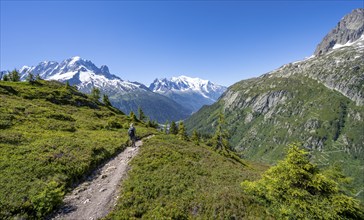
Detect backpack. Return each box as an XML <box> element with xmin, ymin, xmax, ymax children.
<box><xmin>128</xmin><ymin>127</ymin><xmax>135</xmax><ymax>137</ymax></box>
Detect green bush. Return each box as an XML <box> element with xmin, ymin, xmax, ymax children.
<box><xmin>46</xmin><ymin>113</ymin><xmax>75</xmax><ymax>121</ymax></box>
<box><xmin>241</xmin><ymin>144</ymin><xmax>364</xmax><ymax>219</ymax></box>
<box><xmin>30</xmin><ymin>181</ymin><xmax>64</xmax><ymax>218</ymax></box>
<box><xmin>105</xmin><ymin>118</ymin><xmax>123</xmax><ymax>129</ymax></box>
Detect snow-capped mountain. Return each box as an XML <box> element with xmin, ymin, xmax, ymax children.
<box><xmin>19</xmin><ymin>56</ymin><xmax>147</xmax><ymax>95</ymax></box>
<box><xmin>18</xmin><ymin>57</ymin><xmax>190</xmax><ymax>122</ymax></box>
<box><xmin>149</xmin><ymin>75</ymin><xmax>227</xmax><ymax>113</ymax></box>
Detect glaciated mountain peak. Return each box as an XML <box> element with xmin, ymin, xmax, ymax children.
<box><xmin>151</xmin><ymin>75</ymin><xmax>224</xmax><ymax>93</ymax></box>
<box><xmin>149</xmin><ymin>75</ymin><xmax>227</xmax><ymax>113</ymax></box>
<box><xmin>17</xmin><ymin>56</ymin><xmax>145</xmax><ymax>94</ymax></box>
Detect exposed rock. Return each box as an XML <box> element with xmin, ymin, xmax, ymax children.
<box><xmin>314</xmin><ymin>8</ymin><xmax>364</xmax><ymax>56</ymax></box>
<box><xmin>252</xmin><ymin>90</ymin><xmax>289</xmax><ymax>114</ymax></box>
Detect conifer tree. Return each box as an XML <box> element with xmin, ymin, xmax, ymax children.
<box><xmin>138</xmin><ymin>107</ymin><xmax>146</xmax><ymax>121</ymax></box>
<box><xmin>35</xmin><ymin>74</ymin><xmax>42</xmax><ymax>81</ymax></box>
<box><xmin>212</xmin><ymin>112</ymin><xmax>229</xmax><ymax>151</ymax></box>
<box><xmin>191</xmin><ymin>129</ymin><xmax>199</xmax><ymax>145</ymax></box>
<box><xmin>65</xmin><ymin>80</ymin><xmax>70</xmax><ymax>89</ymax></box>
<box><xmin>26</xmin><ymin>73</ymin><xmax>35</xmax><ymax>84</ymax></box>
<box><xmin>3</xmin><ymin>74</ymin><xmax>9</xmax><ymax>81</ymax></box>
<box><xmin>241</xmin><ymin>145</ymin><xmax>363</xmax><ymax>219</ymax></box>
<box><xmin>147</xmin><ymin>119</ymin><xmax>152</xmax><ymax>127</ymax></box>
<box><xmin>129</xmin><ymin>111</ymin><xmax>137</xmax><ymax>121</ymax></box>
<box><xmin>169</xmin><ymin>121</ymin><xmax>178</xmax><ymax>135</ymax></box>
<box><xmin>177</xmin><ymin>121</ymin><xmax>188</xmax><ymax>140</ymax></box>
<box><xmin>91</xmin><ymin>87</ymin><xmax>101</xmax><ymax>101</ymax></box>
<box><xmin>9</xmin><ymin>70</ymin><xmax>20</xmax><ymax>82</ymax></box>
<box><xmin>102</xmin><ymin>94</ymin><xmax>112</xmax><ymax>107</ymax></box>
<box><xmin>164</xmin><ymin>120</ymin><xmax>169</xmax><ymax>134</ymax></box>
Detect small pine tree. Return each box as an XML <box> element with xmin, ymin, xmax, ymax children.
<box><xmin>191</xmin><ymin>129</ymin><xmax>199</xmax><ymax>145</ymax></box>
<box><xmin>164</xmin><ymin>120</ymin><xmax>169</xmax><ymax>134</ymax></box>
<box><xmin>102</xmin><ymin>94</ymin><xmax>112</xmax><ymax>107</ymax></box>
<box><xmin>241</xmin><ymin>145</ymin><xmax>363</xmax><ymax>219</ymax></box>
<box><xmin>138</xmin><ymin>107</ymin><xmax>146</xmax><ymax>121</ymax></box>
<box><xmin>147</xmin><ymin>119</ymin><xmax>152</xmax><ymax>127</ymax></box>
<box><xmin>3</xmin><ymin>74</ymin><xmax>9</xmax><ymax>81</ymax></box>
<box><xmin>129</xmin><ymin>111</ymin><xmax>137</xmax><ymax>121</ymax></box>
<box><xmin>212</xmin><ymin>112</ymin><xmax>229</xmax><ymax>151</ymax></box>
<box><xmin>35</xmin><ymin>74</ymin><xmax>42</xmax><ymax>81</ymax></box>
<box><xmin>169</xmin><ymin>121</ymin><xmax>178</xmax><ymax>135</ymax></box>
<box><xmin>91</xmin><ymin>87</ymin><xmax>101</xmax><ymax>101</ymax></box>
<box><xmin>9</xmin><ymin>69</ymin><xmax>20</xmax><ymax>82</ymax></box>
<box><xmin>65</xmin><ymin>81</ymin><xmax>70</xmax><ymax>89</ymax></box>
<box><xmin>177</xmin><ymin>122</ymin><xmax>188</xmax><ymax>141</ymax></box>
<box><xmin>26</xmin><ymin>73</ymin><xmax>35</xmax><ymax>84</ymax></box>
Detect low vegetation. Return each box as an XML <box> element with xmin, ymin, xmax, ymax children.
<box><xmin>1</xmin><ymin>80</ymin><xmax>362</xmax><ymax>219</ymax></box>
<box><xmin>0</xmin><ymin>80</ymin><xmax>155</xmax><ymax>219</ymax></box>
<box><xmin>186</xmin><ymin>76</ymin><xmax>364</xmax><ymax>201</ymax></box>
<box><xmin>106</xmin><ymin>135</ymin><xmax>271</xmax><ymax>219</ymax></box>
<box><xmin>242</xmin><ymin>145</ymin><xmax>364</xmax><ymax>219</ymax></box>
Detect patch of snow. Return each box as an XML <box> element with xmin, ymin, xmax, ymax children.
<box><xmin>333</xmin><ymin>34</ymin><xmax>364</xmax><ymax>50</ymax></box>
<box><xmin>49</xmin><ymin>71</ymin><xmax>78</xmax><ymax>81</ymax></box>
<box><xmin>68</xmin><ymin>56</ymin><xmax>82</xmax><ymax>65</ymax></box>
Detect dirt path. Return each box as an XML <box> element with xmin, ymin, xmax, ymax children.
<box><xmin>52</xmin><ymin>139</ymin><xmax>145</xmax><ymax>220</ymax></box>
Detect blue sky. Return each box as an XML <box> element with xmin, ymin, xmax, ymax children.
<box><xmin>0</xmin><ymin>1</ymin><xmax>362</xmax><ymax>86</ymax></box>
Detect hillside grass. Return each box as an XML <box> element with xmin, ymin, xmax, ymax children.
<box><xmin>106</xmin><ymin>135</ymin><xmax>272</xmax><ymax>219</ymax></box>
<box><xmin>185</xmin><ymin>75</ymin><xmax>364</xmax><ymax>202</ymax></box>
<box><xmin>0</xmin><ymin>80</ymin><xmax>156</xmax><ymax>219</ymax></box>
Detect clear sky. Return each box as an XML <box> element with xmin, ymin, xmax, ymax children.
<box><xmin>0</xmin><ymin>1</ymin><xmax>362</xmax><ymax>86</ymax></box>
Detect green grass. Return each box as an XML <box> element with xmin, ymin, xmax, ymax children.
<box><xmin>0</xmin><ymin>80</ymin><xmax>156</xmax><ymax>219</ymax></box>
<box><xmin>106</xmin><ymin>135</ymin><xmax>272</xmax><ymax>219</ymax></box>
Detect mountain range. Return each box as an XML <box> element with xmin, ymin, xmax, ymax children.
<box><xmin>13</xmin><ymin>57</ymin><xmax>226</xmax><ymax>122</ymax></box>
<box><xmin>186</xmin><ymin>8</ymin><xmax>364</xmax><ymax>200</ymax></box>
<box><xmin>149</xmin><ymin>76</ymin><xmax>226</xmax><ymax>113</ymax></box>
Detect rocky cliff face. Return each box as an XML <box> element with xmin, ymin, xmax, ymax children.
<box><xmin>314</xmin><ymin>8</ymin><xmax>364</xmax><ymax>56</ymax></box>
<box><xmin>271</xmin><ymin>35</ymin><xmax>364</xmax><ymax>106</ymax></box>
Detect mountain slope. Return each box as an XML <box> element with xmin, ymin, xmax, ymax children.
<box><xmin>186</xmin><ymin>8</ymin><xmax>364</xmax><ymax>201</ymax></box>
<box><xmin>0</xmin><ymin>80</ymin><xmax>271</xmax><ymax>219</ymax></box>
<box><xmin>0</xmin><ymin>80</ymin><xmax>156</xmax><ymax>219</ymax></box>
<box><xmin>150</xmin><ymin>75</ymin><xmax>227</xmax><ymax>113</ymax></box>
<box><xmin>17</xmin><ymin>57</ymin><xmax>190</xmax><ymax>122</ymax></box>
<box><xmin>105</xmin><ymin>135</ymin><xmax>270</xmax><ymax>219</ymax></box>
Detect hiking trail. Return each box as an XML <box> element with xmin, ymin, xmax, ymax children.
<box><xmin>52</xmin><ymin>137</ymin><xmax>149</xmax><ymax>220</ymax></box>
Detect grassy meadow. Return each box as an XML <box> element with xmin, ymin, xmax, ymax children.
<box><xmin>0</xmin><ymin>80</ymin><xmax>155</xmax><ymax>218</ymax></box>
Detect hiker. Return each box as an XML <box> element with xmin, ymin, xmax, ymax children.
<box><xmin>128</xmin><ymin>123</ymin><xmax>136</xmax><ymax>147</ymax></box>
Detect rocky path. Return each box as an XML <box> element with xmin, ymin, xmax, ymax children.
<box><xmin>52</xmin><ymin>139</ymin><xmax>145</xmax><ymax>220</ymax></box>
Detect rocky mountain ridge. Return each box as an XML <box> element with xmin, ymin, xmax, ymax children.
<box><xmin>269</xmin><ymin>33</ymin><xmax>363</xmax><ymax>106</ymax></box>
<box><xmin>314</xmin><ymin>8</ymin><xmax>364</xmax><ymax>56</ymax></box>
